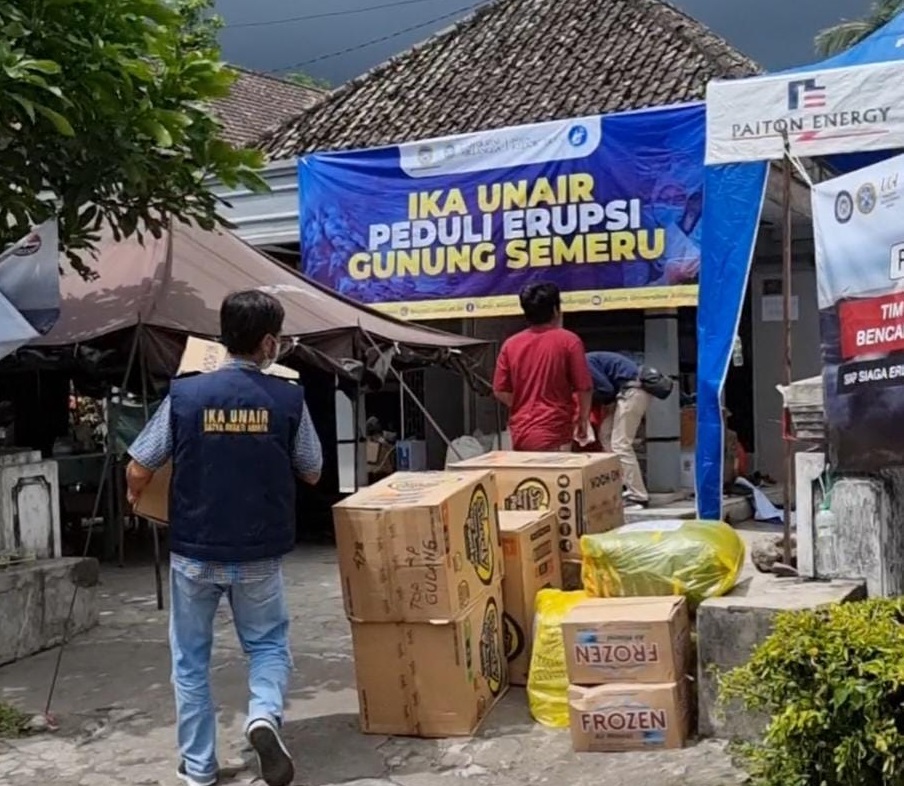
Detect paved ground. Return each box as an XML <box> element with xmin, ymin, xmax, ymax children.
<box><xmin>0</xmin><ymin>546</ymin><xmax>752</xmax><ymax>786</ymax></box>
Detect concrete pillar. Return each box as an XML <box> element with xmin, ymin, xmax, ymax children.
<box><xmin>644</xmin><ymin>309</ymin><xmax>681</xmax><ymax>494</ymax></box>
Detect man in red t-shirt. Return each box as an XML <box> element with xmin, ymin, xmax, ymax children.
<box><xmin>493</xmin><ymin>282</ymin><xmax>592</xmax><ymax>451</ymax></box>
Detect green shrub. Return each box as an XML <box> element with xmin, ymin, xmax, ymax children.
<box><xmin>0</xmin><ymin>702</ymin><xmax>29</xmax><ymax>738</ymax></box>
<box><xmin>721</xmin><ymin>598</ymin><xmax>904</xmax><ymax>786</ymax></box>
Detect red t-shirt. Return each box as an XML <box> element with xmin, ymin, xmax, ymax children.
<box><xmin>493</xmin><ymin>326</ymin><xmax>593</xmax><ymax>451</ymax></box>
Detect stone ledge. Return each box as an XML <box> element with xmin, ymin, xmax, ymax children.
<box><xmin>697</xmin><ymin>576</ymin><xmax>866</xmax><ymax>741</ymax></box>
<box><xmin>0</xmin><ymin>557</ymin><xmax>100</xmax><ymax>667</ymax></box>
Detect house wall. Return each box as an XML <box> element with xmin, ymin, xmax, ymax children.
<box><xmin>208</xmin><ymin>160</ymin><xmax>300</xmax><ymax>246</ymax></box>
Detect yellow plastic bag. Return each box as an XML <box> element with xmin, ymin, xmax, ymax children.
<box><xmin>526</xmin><ymin>589</ymin><xmax>589</xmax><ymax>728</ymax></box>
<box><xmin>580</xmin><ymin>519</ymin><xmax>745</xmax><ymax>608</ymax></box>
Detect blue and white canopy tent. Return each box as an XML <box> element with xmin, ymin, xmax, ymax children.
<box><xmin>698</xmin><ymin>12</ymin><xmax>904</xmax><ymax>524</ymax></box>
<box><xmin>0</xmin><ymin>220</ymin><xmax>61</xmax><ymax>358</ymax></box>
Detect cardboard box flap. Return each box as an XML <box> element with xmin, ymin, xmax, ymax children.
<box><xmin>334</xmin><ymin>471</ymin><xmax>493</xmax><ymax>509</ymax></box>
<box><xmin>451</xmin><ymin>451</ymin><xmax>611</xmax><ymax>469</ymax></box>
<box><xmin>177</xmin><ymin>336</ymin><xmax>298</xmax><ymax>381</ymax></box>
<box><xmin>569</xmin><ymin>681</ymin><xmax>679</xmax><ymax>704</ymax></box>
<box><xmin>498</xmin><ymin>510</ymin><xmax>557</xmax><ymax>534</ymax></box>
<box><xmin>565</xmin><ymin>597</ymin><xmax>686</xmax><ymax>624</ymax></box>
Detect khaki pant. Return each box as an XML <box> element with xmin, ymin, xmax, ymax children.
<box><xmin>598</xmin><ymin>387</ymin><xmax>651</xmax><ymax>502</ymax></box>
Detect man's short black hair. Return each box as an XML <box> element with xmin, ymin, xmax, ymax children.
<box><xmin>220</xmin><ymin>290</ymin><xmax>285</xmax><ymax>356</ymax></box>
<box><xmin>519</xmin><ymin>281</ymin><xmax>561</xmax><ymax>325</ymax></box>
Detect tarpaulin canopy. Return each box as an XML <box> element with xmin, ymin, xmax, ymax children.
<box><xmin>23</xmin><ymin>222</ymin><xmax>490</xmax><ymax>385</ymax></box>
<box><xmin>696</xmin><ymin>13</ymin><xmax>904</xmax><ymax>519</ymax></box>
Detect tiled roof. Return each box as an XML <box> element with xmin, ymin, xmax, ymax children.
<box><xmin>212</xmin><ymin>67</ymin><xmax>326</xmax><ymax>148</ymax></box>
<box><xmin>259</xmin><ymin>0</ymin><xmax>760</xmax><ymax>159</ymax></box>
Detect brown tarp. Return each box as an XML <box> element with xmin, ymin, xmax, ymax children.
<box><xmin>33</xmin><ymin>223</ymin><xmax>490</xmax><ymax>384</ymax></box>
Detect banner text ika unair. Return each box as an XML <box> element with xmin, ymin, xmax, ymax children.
<box><xmin>346</xmin><ymin>173</ymin><xmax>666</xmax><ymax>281</ymax></box>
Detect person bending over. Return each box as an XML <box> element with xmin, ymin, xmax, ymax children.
<box><xmin>586</xmin><ymin>350</ymin><xmax>651</xmax><ymax>509</ymax></box>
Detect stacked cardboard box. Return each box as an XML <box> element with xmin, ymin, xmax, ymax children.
<box><xmin>447</xmin><ymin>452</ymin><xmax>624</xmax><ymax>581</ymax></box>
<box><xmin>562</xmin><ymin>597</ymin><xmax>692</xmax><ymax>752</ymax></box>
<box><xmin>333</xmin><ymin>471</ymin><xmax>508</xmax><ymax>737</ymax></box>
<box><xmin>498</xmin><ymin>511</ymin><xmax>562</xmax><ymax>685</ymax></box>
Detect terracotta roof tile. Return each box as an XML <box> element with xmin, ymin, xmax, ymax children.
<box><xmin>259</xmin><ymin>0</ymin><xmax>761</xmax><ymax>159</ymax></box>
<box><xmin>212</xmin><ymin>67</ymin><xmax>326</xmax><ymax>148</ymax></box>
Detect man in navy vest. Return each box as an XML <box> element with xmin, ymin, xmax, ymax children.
<box><xmin>126</xmin><ymin>290</ymin><xmax>322</xmax><ymax>786</ymax></box>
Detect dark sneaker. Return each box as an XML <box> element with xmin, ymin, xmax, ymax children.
<box><xmin>247</xmin><ymin>718</ymin><xmax>295</xmax><ymax>786</ymax></box>
<box><xmin>177</xmin><ymin>762</ymin><xmax>218</xmax><ymax>786</ymax></box>
<box><xmin>624</xmin><ymin>498</ymin><xmax>649</xmax><ymax>511</ymax></box>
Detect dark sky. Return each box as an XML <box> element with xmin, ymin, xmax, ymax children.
<box><xmin>216</xmin><ymin>0</ymin><xmax>874</xmax><ymax>86</ymax></box>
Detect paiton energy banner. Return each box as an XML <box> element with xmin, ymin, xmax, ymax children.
<box><xmin>813</xmin><ymin>151</ymin><xmax>904</xmax><ymax>470</ymax></box>
<box><xmin>299</xmin><ymin>104</ymin><xmax>705</xmax><ymax>319</ymax></box>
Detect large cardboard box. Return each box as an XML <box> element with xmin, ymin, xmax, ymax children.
<box><xmin>333</xmin><ymin>471</ymin><xmax>503</xmax><ymax>623</ymax></box>
<box><xmin>448</xmin><ymin>452</ymin><xmax>624</xmax><ymax>560</ymax></box>
<box><xmin>562</xmin><ymin>597</ymin><xmax>690</xmax><ymax>685</ymax></box>
<box><xmin>132</xmin><ymin>337</ymin><xmax>298</xmax><ymax>525</ymax></box>
<box><xmin>499</xmin><ymin>510</ymin><xmax>562</xmax><ymax>685</ymax></box>
<box><xmin>568</xmin><ymin>681</ymin><xmax>690</xmax><ymax>752</ymax></box>
<box><xmin>352</xmin><ymin>584</ymin><xmax>508</xmax><ymax>737</ymax></box>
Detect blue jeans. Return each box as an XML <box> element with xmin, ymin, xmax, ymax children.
<box><xmin>169</xmin><ymin>566</ymin><xmax>292</xmax><ymax>780</ymax></box>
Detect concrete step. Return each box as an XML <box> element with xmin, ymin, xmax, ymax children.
<box><xmin>0</xmin><ymin>557</ymin><xmax>100</xmax><ymax>667</ymax></box>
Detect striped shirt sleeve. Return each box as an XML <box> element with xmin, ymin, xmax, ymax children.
<box><xmin>292</xmin><ymin>403</ymin><xmax>323</xmax><ymax>476</ymax></box>
<box><xmin>127</xmin><ymin>396</ymin><xmax>173</xmax><ymax>471</ymax></box>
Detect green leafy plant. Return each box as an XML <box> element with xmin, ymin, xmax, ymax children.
<box><xmin>0</xmin><ymin>702</ymin><xmax>30</xmax><ymax>738</ymax></box>
<box><xmin>815</xmin><ymin>0</ymin><xmax>904</xmax><ymax>56</ymax></box>
<box><xmin>0</xmin><ymin>0</ymin><xmax>267</xmax><ymax>274</ymax></box>
<box><xmin>721</xmin><ymin>598</ymin><xmax>904</xmax><ymax>786</ymax></box>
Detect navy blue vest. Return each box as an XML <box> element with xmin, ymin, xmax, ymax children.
<box><xmin>168</xmin><ymin>366</ymin><xmax>305</xmax><ymax>562</ymax></box>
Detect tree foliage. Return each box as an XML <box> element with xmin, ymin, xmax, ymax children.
<box><xmin>815</xmin><ymin>0</ymin><xmax>904</xmax><ymax>56</ymax></box>
<box><xmin>0</xmin><ymin>0</ymin><xmax>267</xmax><ymax>275</ymax></box>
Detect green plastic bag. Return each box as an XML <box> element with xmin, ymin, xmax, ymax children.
<box><xmin>526</xmin><ymin>589</ymin><xmax>589</xmax><ymax>728</ymax></box>
<box><xmin>581</xmin><ymin>519</ymin><xmax>745</xmax><ymax>608</ymax></box>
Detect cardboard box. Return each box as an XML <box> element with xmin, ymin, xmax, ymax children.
<box><xmin>568</xmin><ymin>681</ymin><xmax>690</xmax><ymax>752</ymax></box>
<box><xmin>352</xmin><ymin>584</ymin><xmax>508</xmax><ymax>737</ymax></box>
<box><xmin>448</xmin><ymin>452</ymin><xmax>624</xmax><ymax>560</ymax></box>
<box><xmin>133</xmin><ymin>337</ymin><xmax>298</xmax><ymax>525</ymax></box>
<box><xmin>562</xmin><ymin>597</ymin><xmax>690</xmax><ymax>685</ymax></box>
<box><xmin>680</xmin><ymin>407</ymin><xmax>696</xmax><ymax>449</ymax></box>
<box><xmin>333</xmin><ymin>471</ymin><xmax>503</xmax><ymax>623</ymax></box>
<box><xmin>499</xmin><ymin>511</ymin><xmax>562</xmax><ymax>685</ymax></box>
<box><xmin>365</xmin><ymin>438</ymin><xmax>395</xmax><ymax>478</ymax></box>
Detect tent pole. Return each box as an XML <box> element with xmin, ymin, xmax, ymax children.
<box><xmin>138</xmin><ymin>322</ymin><xmax>164</xmax><ymax>612</ymax></box>
<box><xmin>492</xmin><ymin>339</ymin><xmax>503</xmax><ymax>447</ymax></box>
<box><xmin>45</xmin><ymin>326</ymin><xmax>142</xmax><ymax>717</ymax></box>
<box><xmin>781</xmin><ymin>151</ymin><xmax>794</xmax><ymax>567</ymax></box>
<box><xmin>358</xmin><ymin>325</ymin><xmax>463</xmax><ymax>461</ymax></box>
<box><xmin>352</xmin><ymin>391</ymin><xmax>360</xmax><ymax>492</ymax></box>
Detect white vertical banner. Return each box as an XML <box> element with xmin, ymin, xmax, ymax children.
<box><xmin>0</xmin><ymin>220</ymin><xmax>61</xmax><ymax>360</ymax></box>
<box><xmin>813</xmin><ymin>152</ymin><xmax>904</xmax><ymax>470</ymax></box>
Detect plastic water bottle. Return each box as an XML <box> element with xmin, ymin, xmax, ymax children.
<box><xmin>815</xmin><ymin>503</ymin><xmax>837</xmax><ymax>537</ymax></box>
<box><xmin>732</xmin><ymin>336</ymin><xmax>744</xmax><ymax>367</ymax></box>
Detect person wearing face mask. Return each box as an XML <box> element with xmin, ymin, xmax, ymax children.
<box><xmin>126</xmin><ymin>290</ymin><xmax>322</xmax><ymax>786</ymax></box>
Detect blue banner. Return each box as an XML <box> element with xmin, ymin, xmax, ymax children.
<box><xmin>300</xmin><ymin>104</ymin><xmax>707</xmax><ymax>319</ymax></box>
